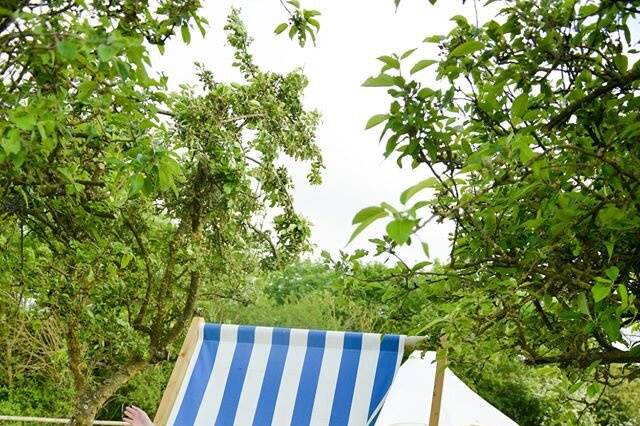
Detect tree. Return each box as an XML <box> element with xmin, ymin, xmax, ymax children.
<box><xmin>0</xmin><ymin>2</ymin><xmax>321</xmax><ymax>424</ymax></box>
<box><xmin>356</xmin><ymin>0</ymin><xmax>640</xmax><ymax>386</ymax></box>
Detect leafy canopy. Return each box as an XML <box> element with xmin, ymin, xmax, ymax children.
<box><xmin>357</xmin><ymin>0</ymin><xmax>640</xmax><ymax>383</ymax></box>
<box><xmin>0</xmin><ymin>1</ymin><xmax>322</xmax><ymax>424</ymax></box>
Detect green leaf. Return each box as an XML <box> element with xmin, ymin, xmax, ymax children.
<box><xmin>377</xmin><ymin>55</ymin><xmax>400</xmax><ymax>70</ymax></box>
<box><xmin>514</xmin><ymin>134</ymin><xmax>535</xmax><ymax>163</ymax></box>
<box><xmin>353</xmin><ymin>206</ymin><xmax>386</xmax><ymax>224</ymax></box>
<box><xmin>400</xmin><ymin>177</ymin><xmax>439</xmax><ymax>204</ymax></box>
<box><xmin>56</xmin><ymin>40</ymin><xmax>77</xmax><ymax>61</ymax></box>
<box><xmin>511</xmin><ymin>93</ymin><xmax>529</xmax><ymax>120</ymax></box>
<box><xmin>12</xmin><ymin>112</ymin><xmax>36</xmax><ymax>131</ymax></box>
<box><xmin>450</xmin><ymin>40</ymin><xmax>483</xmax><ymax>57</ymax></box>
<box><xmin>181</xmin><ymin>25</ymin><xmax>191</xmax><ymax>44</ymax></box>
<box><xmin>349</xmin><ymin>208</ymin><xmax>388</xmax><ymax>243</ymax></box>
<box><xmin>618</xmin><ymin>284</ymin><xmax>629</xmax><ymax>308</ymax></box>
<box><xmin>605</xmin><ymin>266</ymin><xmax>619</xmax><ymax>281</ymax></box>
<box><xmin>417</xmin><ymin>87</ymin><xmax>436</xmax><ymax>99</ymax></box>
<box><xmin>320</xmin><ymin>250</ymin><xmax>331</xmax><ymax>261</ymax></box>
<box><xmin>575</xmin><ymin>292</ymin><xmax>590</xmax><ymax>316</ymax></box>
<box><xmin>115</xmin><ymin>60</ymin><xmax>130</xmax><ymax>80</ymax></box>
<box><xmin>416</xmin><ymin>317</ymin><xmax>450</xmax><ymax>335</ymax></box>
<box><xmin>97</xmin><ymin>44</ymin><xmax>118</xmax><ymax>62</ymax></box>
<box><xmin>423</xmin><ymin>35</ymin><xmax>444</xmax><ymax>43</ymax></box>
<box><xmin>601</xmin><ymin>317</ymin><xmax>621</xmax><ymax>342</ymax></box>
<box><xmin>614</xmin><ymin>55</ymin><xmax>628</xmax><ymax>73</ymax></box>
<box><xmin>156</xmin><ymin>156</ymin><xmax>181</xmax><ymax>194</ymax></box>
<box><xmin>592</xmin><ymin>282</ymin><xmax>611</xmax><ymax>303</ymax></box>
<box><xmin>400</xmin><ymin>48</ymin><xmax>417</xmax><ymax>59</ymax></box>
<box><xmin>586</xmin><ymin>383</ymin><xmax>602</xmax><ymax>398</ymax></box>
<box><xmin>362</xmin><ymin>74</ymin><xmax>396</xmax><ymax>87</ymax></box>
<box><xmin>129</xmin><ymin>173</ymin><xmax>145</xmax><ymax>195</ymax></box>
<box><xmin>597</xmin><ymin>204</ymin><xmax>627</xmax><ymax>229</ymax></box>
<box><xmin>410</xmin><ymin>59</ymin><xmax>437</xmax><ymax>74</ymax></box>
<box><xmin>307</xmin><ymin>17</ymin><xmax>320</xmax><ymax>30</ymax></box>
<box><xmin>57</xmin><ymin>166</ymin><xmax>75</xmax><ymax>183</ymax></box>
<box><xmin>288</xmin><ymin>24</ymin><xmax>297</xmax><ymax>39</ymax></box>
<box><xmin>274</xmin><ymin>23</ymin><xmax>288</xmax><ymax>34</ymax></box>
<box><xmin>380</xmin><ymin>202</ymin><xmax>398</xmax><ymax>214</ymax></box>
<box><xmin>386</xmin><ymin>218</ymin><xmax>415</xmax><ymax>245</ymax></box>
<box><xmin>365</xmin><ymin>114</ymin><xmax>389</xmax><ymax>130</ymax></box>
<box><xmin>120</xmin><ymin>253</ymin><xmax>133</xmax><ymax>268</ymax></box>
<box><xmin>413</xmin><ymin>260</ymin><xmax>431</xmax><ymax>271</ymax></box>
<box><xmin>450</xmin><ymin>15</ymin><xmax>468</xmax><ymax>27</ymax></box>
<box><xmin>158</xmin><ymin>167</ymin><xmax>171</xmax><ymax>189</ymax></box>
<box><xmin>1</xmin><ymin>129</ymin><xmax>21</xmax><ymax>155</ymax></box>
<box><xmin>579</xmin><ymin>4</ymin><xmax>599</xmax><ymax>17</ymax></box>
<box><xmin>604</xmin><ymin>240</ymin><xmax>615</xmax><ymax>261</ymax></box>
<box><xmin>422</xmin><ymin>242</ymin><xmax>430</xmax><ymax>257</ymax></box>
<box><xmin>568</xmin><ymin>381</ymin><xmax>582</xmax><ymax>394</ymax></box>
<box><xmin>194</xmin><ymin>15</ymin><xmax>207</xmax><ymax>37</ymax></box>
<box><xmin>77</xmin><ymin>80</ymin><xmax>97</xmax><ymax>101</ymax></box>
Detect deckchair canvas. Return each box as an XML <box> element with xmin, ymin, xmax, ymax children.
<box><xmin>154</xmin><ymin>318</ymin><xmax>407</xmax><ymax>426</ymax></box>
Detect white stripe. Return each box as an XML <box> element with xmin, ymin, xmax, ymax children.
<box><xmin>232</xmin><ymin>327</ymin><xmax>274</xmax><ymax>425</ymax></box>
<box><xmin>347</xmin><ymin>334</ymin><xmax>381</xmax><ymax>426</ymax></box>
<box><xmin>309</xmin><ymin>331</ymin><xmax>345</xmax><ymax>426</ymax></box>
<box><xmin>270</xmin><ymin>328</ymin><xmax>309</xmax><ymax>425</ymax></box>
<box><xmin>167</xmin><ymin>322</ymin><xmax>205</xmax><ymax>426</ymax></box>
<box><xmin>193</xmin><ymin>324</ymin><xmax>239</xmax><ymax>426</ymax></box>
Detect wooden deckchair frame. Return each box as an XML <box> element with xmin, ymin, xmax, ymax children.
<box><xmin>154</xmin><ymin>317</ymin><xmax>205</xmax><ymax>425</ymax></box>
<box><xmin>152</xmin><ymin>317</ymin><xmax>444</xmax><ymax>426</ymax></box>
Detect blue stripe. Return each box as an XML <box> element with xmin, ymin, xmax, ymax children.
<box><xmin>368</xmin><ymin>411</ymin><xmax>381</xmax><ymax>426</ymax></box>
<box><xmin>203</xmin><ymin>323</ymin><xmax>221</xmax><ymax>341</ymax></box>
<box><xmin>290</xmin><ymin>330</ymin><xmax>326</xmax><ymax>425</ymax></box>
<box><xmin>215</xmin><ymin>326</ymin><xmax>256</xmax><ymax>426</ymax></box>
<box><xmin>252</xmin><ymin>328</ymin><xmax>291</xmax><ymax>426</ymax></box>
<box><xmin>367</xmin><ymin>334</ymin><xmax>401</xmax><ymax>420</ymax></box>
<box><xmin>329</xmin><ymin>332</ymin><xmax>363</xmax><ymax>425</ymax></box>
<box><xmin>173</xmin><ymin>324</ymin><xmax>220</xmax><ymax>426</ymax></box>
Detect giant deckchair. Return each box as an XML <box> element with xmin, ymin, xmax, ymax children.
<box><xmin>153</xmin><ymin>318</ymin><xmax>423</xmax><ymax>426</ymax></box>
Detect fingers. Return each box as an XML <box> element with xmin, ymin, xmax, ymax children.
<box><xmin>123</xmin><ymin>406</ymin><xmax>140</xmax><ymax>422</ymax></box>
<box><xmin>123</xmin><ymin>405</ymin><xmax>153</xmax><ymax>426</ymax></box>
<box><xmin>133</xmin><ymin>405</ymin><xmax>152</xmax><ymax>421</ymax></box>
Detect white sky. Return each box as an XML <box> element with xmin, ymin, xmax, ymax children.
<box><xmin>153</xmin><ymin>0</ymin><xmax>496</xmax><ymax>264</ymax></box>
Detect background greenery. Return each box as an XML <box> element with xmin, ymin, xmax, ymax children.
<box><xmin>2</xmin><ymin>261</ymin><xmax>639</xmax><ymax>425</ymax></box>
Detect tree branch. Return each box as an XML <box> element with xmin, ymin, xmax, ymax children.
<box><xmin>544</xmin><ymin>67</ymin><xmax>640</xmax><ymax>131</ymax></box>
<box><xmin>526</xmin><ymin>349</ymin><xmax>640</xmax><ymax>366</ymax></box>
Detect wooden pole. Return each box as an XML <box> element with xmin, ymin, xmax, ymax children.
<box><xmin>0</xmin><ymin>416</ymin><xmax>126</xmax><ymax>425</ymax></box>
<box><xmin>428</xmin><ymin>335</ymin><xmax>448</xmax><ymax>426</ymax></box>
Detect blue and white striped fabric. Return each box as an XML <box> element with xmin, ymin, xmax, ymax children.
<box><xmin>167</xmin><ymin>323</ymin><xmax>405</xmax><ymax>426</ymax></box>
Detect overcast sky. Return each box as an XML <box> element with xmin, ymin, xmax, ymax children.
<box><xmin>153</xmin><ymin>0</ymin><xmax>497</xmax><ymax>264</ymax></box>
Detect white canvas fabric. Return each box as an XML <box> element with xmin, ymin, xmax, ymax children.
<box><xmin>375</xmin><ymin>351</ymin><xmax>518</xmax><ymax>426</ymax></box>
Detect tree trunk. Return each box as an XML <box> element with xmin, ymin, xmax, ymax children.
<box><xmin>68</xmin><ymin>360</ymin><xmax>149</xmax><ymax>425</ymax></box>
<box><xmin>69</xmin><ymin>398</ymin><xmax>100</xmax><ymax>426</ymax></box>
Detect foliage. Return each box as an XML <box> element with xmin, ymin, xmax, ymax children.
<box><xmin>2</xmin><ymin>256</ymin><xmax>639</xmax><ymax>424</ymax></box>
<box><xmin>323</xmin><ymin>256</ymin><xmax>640</xmax><ymax>425</ymax></box>
<box><xmin>273</xmin><ymin>0</ymin><xmax>321</xmax><ymax>47</ymax></box>
<box><xmin>261</xmin><ymin>260</ymin><xmax>337</xmax><ymax>304</ymax></box>
<box><xmin>356</xmin><ymin>0</ymin><xmax>640</xmax><ymax>387</ymax></box>
<box><xmin>0</xmin><ymin>2</ymin><xmax>321</xmax><ymax>423</ymax></box>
